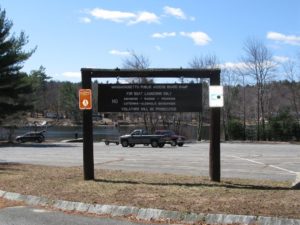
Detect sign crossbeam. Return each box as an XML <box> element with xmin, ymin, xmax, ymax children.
<box><xmin>82</xmin><ymin>68</ymin><xmax>220</xmax><ymax>79</ymax></box>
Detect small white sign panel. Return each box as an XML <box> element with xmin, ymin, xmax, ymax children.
<box><xmin>209</xmin><ymin>86</ymin><xmax>224</xmax><ymax>107</ymax></box>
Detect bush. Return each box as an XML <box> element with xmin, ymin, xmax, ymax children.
<box><xmin>267</xmin><ymin>109</ymin><xmax>299</xmax><ymax>141</ymax></box>
<box><xmin>228</xmin><ymin>119</ymin><xmax>244</xmax><ymax>140</ymax></box>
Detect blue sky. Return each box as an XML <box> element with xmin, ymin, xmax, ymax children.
<box><xmin>1</xmin><ymin>0</ymin><xmax>300</xmax><ymax>82</ymax></box>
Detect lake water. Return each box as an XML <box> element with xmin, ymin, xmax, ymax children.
<box><xmin>12</xmin><ymin>126</ymin><xmax>121</xmax><ymax>141</ymax></box>
<box><xmin>2</xmin><ymin>125</ymin><xmax>209</xmax><ymax>141</ymax></box>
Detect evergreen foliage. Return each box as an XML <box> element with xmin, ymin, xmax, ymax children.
<box><xmin>59</xmin><ymin>82</ymin><xmax>80</xmax><ymax>121</ymax></box>
<box><xmin>29</xmin><ymin>66</ymin><xmax>51</xmax><ymax>114</ymax></box>
<box><xmin>0</xmin><ymin>7</ymin><xmax>36</xmax><ymax>122</ymax></box>
<box><xmin>267</xmin><ymin>108</ymin><xmax>300</xmax><ymax>141</ymax></box>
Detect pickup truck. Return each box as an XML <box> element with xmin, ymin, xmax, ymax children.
<box><xmin>119</xmin><ymin>129</ymin><xmax>165</xmax><ymax>148</ymax></box>
<box><xmin>154</xmin><ymin>130</ymin><xmax>185</xmax><ymax>147</ymax></box>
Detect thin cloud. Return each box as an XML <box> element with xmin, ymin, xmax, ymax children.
<box><xmin>180</xmin><ymin>31</ymin><xmax>211</xmax><ymax>46</ymax></box>
<box><xmin>79</xmin><ymin>17</ymin><xmax>91</xmax><ymax>24</ymax></box>
<box><xmin>89</xmin><ymin>8</ymin><xmax>135</xmax><ymax>23</ymax></box>
<box><xmin>163</xmin><ymin>6</ymin><xmax>186</xmax><ymax>19</ymax></box>
<box><xmin>220</xmin><ymin>62</ymin><xmax>246</xmax><ymax>70</ymax></box>
<box><xmin>155</xmin><ymin>45</ymin><xmax>162</xmax><ymax>51</ymax></box>
<box><xmin>152</xmin><ymin>32</ymin><xmax>176</xmax><ymax>38</ymax></box>
<box><xmin>109</xmin><ymin>49</ymin><xmax>131</xmax><ymax>56</ymax></box>
<box><xmin>273</xmin><ymin>56</ymin><xmax>289</xmax><ymax>63</ymax></box>
<box><xmin>128</xmin><ymin>11</ymin><xmax>159</xmax><ymax>25</ymax></box>
<box><xmin>267</xmin><ymin>32</ymin><xmax>300</xmax><ymax>46</ymax></box>
<box><xmin>62</xmin><ymin>72</ymin><xmax>81</xmax><ymax>78</ymax></box>
<box><xmin>222</xmin><ymin>58</ymin><xmax>283</xmax><ymax>71</ymax></box>
<box><xmin>88</xmin><ymin>8</ymin><xmax>159</xmax><ymax>25</ymax></box>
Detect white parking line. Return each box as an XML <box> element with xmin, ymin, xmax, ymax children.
<box><xmin>229</xmin><ymin>155</ymin><xmax>298</xmax><ymax>174</ymax></box>
<box><xmin>268</xmin><ymin>165</ymin><xmax>298</xmax><ymax>174</ymax></box>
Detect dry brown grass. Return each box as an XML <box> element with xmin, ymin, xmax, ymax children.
<box><xmin>0</xmin><ymin>163</ymin><xmax>299</xmax><ymax>219</ymax></box>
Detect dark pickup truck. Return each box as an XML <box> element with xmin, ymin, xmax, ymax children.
<box><xmin>119</xmin><ymin>129</ymin><xmax>165</xmax><ymax>148</ymax></box>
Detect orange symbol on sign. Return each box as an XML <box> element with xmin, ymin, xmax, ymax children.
<box><xmin>79</xmin><ymin>89</ymin><xmax>92</xmax><ymax>110</ymax></box>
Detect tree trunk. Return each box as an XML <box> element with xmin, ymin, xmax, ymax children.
<box><xmin>197</xmin><ymin>112</ymin><xmax>203</xmax><ymax>141</ymax></box>
<box><xmin>257</xmin><ymin>86</ymin><xmax>260</xmax><ymax>141</ymax></box>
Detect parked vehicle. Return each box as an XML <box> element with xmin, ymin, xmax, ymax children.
<box><xmin>104</xmin><ymin>139</ymin><xmax>119</xmax><ymax>145</ymax></box>
<box><xmin>154</xmin><ymin>130</ymin><xmax>185</xmax><ymax>146</ymax></box>
<box><xmin>15</xmin><ymin>131</ymin><xmax>45</xmax><ymax>143</ymax></box>
<box><xmin>119</xmin><ymin>129</ymin><xmax>165</xmax><ymax>148</ymax></box>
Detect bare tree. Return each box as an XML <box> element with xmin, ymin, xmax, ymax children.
<box><xmin>190</xmin><ymin>54</ymin><xmax>218</xmax><ymax>68</ymax></box>
<box><xmin>189</xmin><ymin>54</ymin><xmax>218</xmax><ymax>141</ymax></box>
<box><xmin>283</xmin><ymin>59</ymin><xmax>300</xmax><ymax>123</ymax></box>
<box><xmin>241</xmin><ymin>38</ymin><xmax>276</xmax><ymax>140</ymax></box>
<box><xmin>122</xmin><ymin>51</ymin><xmax>151</xmax><ymax>83</ymax></box>
<box><xmin>122</xmin><ymin>51</ymin><xmax>158</xmax><ymax>132</ymax></box>
<box><xmin>123</xmin><ymin>51</ymin><xmax>150</xmax><ymax>69</ymax></box>
<box><xmin>221</xmin><ymin>68</ymin><xmax>240</xmax><ymax>140</ymax></box>
<box><xmin>236</xmin><ymin>68</ymin><xmax>247</xmax><ymax>140</ymax></box>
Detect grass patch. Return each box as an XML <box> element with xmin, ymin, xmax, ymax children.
<box><xmin>0</xmin><ymin>163</ymin><xmax>299</xmax><ymax>219</ymax></box>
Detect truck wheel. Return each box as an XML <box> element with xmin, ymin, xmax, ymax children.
<box><xmin>129</xmin><ymin>143</ymin><xmax>135</xmax><ymax>147</ymax></box>
<box><xmin>170</xmin><ymin>140</ymin><xmax>177</xmax><ymax>146</ymax></box>
<box><xmin>151</xmin><ymin>140</ymin><xmax>158</xmax><ymax>148</ymax></box>
<box><xmin>158</xmin><ymin>143</ymin><xmax>165</xmax><ymax>148</ymax></box>
<box><xmin>105</xmin><ymin>141</ymin><xmax>109</xmax><ymax>145</ymax></box>
<box><xmin>178</xmin><ymin>143</ymin><xmax>184</xmax><ymax>147</ymax></box>
<box><xmin>116</xmin><ymin>142</ymin><xmax>119</xmax><ymax>145</ymax></box>
<box><xmin>121</xmin><ymin>140</ymin><xmax>128</xmax><ymax>147</ymax></box>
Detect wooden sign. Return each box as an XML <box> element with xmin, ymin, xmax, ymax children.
<box><xmin>98</xmin><ymin>84</ymin><xmax>202</xmax><ymax>112</ymax></box>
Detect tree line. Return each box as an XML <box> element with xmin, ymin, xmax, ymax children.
<box><xmin>0</xmin><ymin>7</ymin><xmax>299</xmax><ymax>141</ymax></box>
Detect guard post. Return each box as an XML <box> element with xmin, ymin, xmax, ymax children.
<box><xmin>81</xmin><ymin>68</ymin><xmax>221</xmax><ymax>182</ymax></box>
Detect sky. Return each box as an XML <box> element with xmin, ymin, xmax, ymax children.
<box><xmin>1</xmin><ymin>0</ymin><xmax>300</xmax><ymax>82</ymax></box>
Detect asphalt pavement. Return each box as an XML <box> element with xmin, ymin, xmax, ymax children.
<box><xmin>1</xmin><ymin>142</ymin><xmax>300</xmax><ymax>225</ymax></box>
<box><xmin>0</xmin><ymin>142</ymin><xmax>299</xmax><ymax>181</ymax></box>
<box><xmin>0</xmin><ymin>206</ymin><xmax>157</xmax><ymax>225</ymax></box>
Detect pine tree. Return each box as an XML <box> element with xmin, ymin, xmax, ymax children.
<box><xmin>29</xmin><ymin>66</ymin><xmax>51</xmax><ymax>115</ymax></box>
<box><xmin>0</xmin><ymin>7</ymin><xmax>36</xmax><ymax>123</ymax></box>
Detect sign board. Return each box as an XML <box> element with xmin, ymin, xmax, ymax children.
<box><xmin>79</xmin><ymin>89</ymin><xmax>92</xmax><ymax>110</ymax></box>
<box><xmin>98</xmin><ymin>84</ymin><xmax>202</xmax><ymax>112</ymax></box>
<box><xmin>209</xmin><ymin>86</ymin><xmax>224</xmax><ymax>107</ymax></box>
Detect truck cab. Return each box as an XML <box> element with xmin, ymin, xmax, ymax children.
<box><xmin>119</xmin><ymin>129</ymin><xmax>165</xmax><ymax>148</ymax></box>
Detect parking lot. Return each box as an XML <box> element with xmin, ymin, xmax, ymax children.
<box><xmin>0</xmin><ymin>142</ymin><xmax>299</xmax><ymax>181</ymax></box>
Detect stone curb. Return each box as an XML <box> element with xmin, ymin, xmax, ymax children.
<box><xmin>1</xmin><ymin>190</ymin><xmax>300</xmax><ymax>225</ymax></box>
